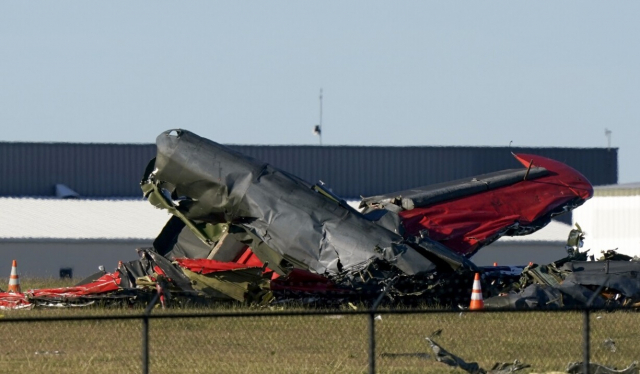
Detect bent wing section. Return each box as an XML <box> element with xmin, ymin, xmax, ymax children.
<box><xmin>396</xmin><ymin>153</ymin><xmax>593</xmax><ymax>256</ymax></box>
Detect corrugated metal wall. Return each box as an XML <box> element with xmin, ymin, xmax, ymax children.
<box><xmin>0</xmin><ymin>142</ymin><xmax>617</xmax><ymax>198</ymax></box>
<box><xmin>0</xmin><ymin>143</ymin><xmax>156</xmax><ymax>197</ymax></box>
<box><xmin>233</xmin><ymin>146</ymin><xmax>618</xmax><ymax>198</ymax></box>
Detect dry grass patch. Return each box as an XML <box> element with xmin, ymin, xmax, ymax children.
<box><xmin>0</xmin><ymin>279</ymin><xmax>638</xmax><ymax>373</ymax></box>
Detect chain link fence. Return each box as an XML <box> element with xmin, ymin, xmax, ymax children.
<box><xmin>0</xmin><ymin>306</ymin><xmax>638</xmax><ymax>374</ymax></box>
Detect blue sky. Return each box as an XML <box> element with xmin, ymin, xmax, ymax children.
<box><xmin>1</xmin><ymin>2</ymin><xmax>639</xmax><ymax>182</ymax></box>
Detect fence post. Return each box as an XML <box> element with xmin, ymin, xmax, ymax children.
<box><xmin>368</xmin><ymin>312</ymin><xmax>376</xmax><ymax>374</ymax></box>
<box><xmin>582</xmin><ymin>275</ymin><xmax>607</xmax><ymax>374</ymax></box>
<box><xmin>368</xmin><ymin>284</ymin><xmax>393</xmax><ymax>374</ymax></box>
<box><xmin>582</xmin><ymin>309</ymin><xmax>590</xmax><ymax>374</ymax></box>
<box><xmin>142</xmin><ymin>293</ymin><xmax>160</xmax><ymax>374</ymax></box>
<box><xmin>142</xmin><ymin>315</ymin><xmax>149</xmax><ymax>374</ymax></box>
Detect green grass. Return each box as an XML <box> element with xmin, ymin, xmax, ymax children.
<box><xmin>0</xmin><ymin>279</ymin><xmax>638</xmax><ymax>373</ymax></box>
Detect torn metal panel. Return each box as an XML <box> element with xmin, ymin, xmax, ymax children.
<box><xmin>603</xmin><ymin>338</ymin><xmax>617</xmax><ymax>353</ymax></box>
<box><xmin>74</xmin><ymin>269</ymin><xmax>108</xmax><ymax>287</ymax></box>
<box><xmin>153</xmin><ymin>215</ymin><xmax>247</xmax><ymax>261</ymax></box>
<box><xmin>566</xmin><ymin>361</ymin><xmax>639</xmax><ymax>374</ymax></box>
<box><xmin>424</xmin><ymin>335</ymin><xmax>530</xmax><ymax>374</ymax></box>
<box><xmin>485</xmin><ymin>281</ymin><xmax>607</xmax><ymax>310</ymax></box>
<box><xmin>560</xmin><ymin>261</ymin><xmax>640</xmax><ymax>299</ymax></box>
<box><xmin>566</xmin><ymin>223</ymin><xmax>586</xmax><ymax>257</ymax></box>
<box><xmin>556</xmin><ymin>281</ymin><xmax>605</xmax><ymax>307</ymax></box>
<box><xmin>181</xmin><ymin>267</ymin><xmax>269</xmax><ymax>303</ymax></box>
<box><xmin>485</xmin><ymin>238</ymin><xmax>640</xmax><ymax>309</ymax></box>
<box><xmin>484</xmin><ymin>284</ymin><xmax>566</xmax><ymax>309</ymax></box>
<box><xmin>487</xmin><ymin>361</ymin><xmax>531</xmax><ymax>374</ymax></box>
<box><xmin>119</xmin><ymin>249</ymin><xmax>195</xmax><ymax>293</ymax></box>
<box><xmin>171</xmin><ymin>258</ymin><xmax>272</xmax><ymax>303</ymax></box>
<box><xmin>235</xmin><ymin>248</ymin><xmax>277</xmax><ymax>274</ymax></box>
<box><xmin>142</xmin><ymin>129</ymin><xmax>471</xmax><ymax>277</ymax></box>
<box><xmin>22</xmin><ymin>249</ymin><xmax>269</xmax><ymax>306</ymax></box>
<box><xmin>271</xmin><ymin>268</ymin><xmax>350</xmax><ymax>294</ymax></box>
<box><xmin>25</xmin><ymin>272</ymin><xmax>122</xmax><ymax>303</ymax></box>
<box><xmin>425</xmin><ymin>336</ymin><xmax>482</xmax><ymax>373</ymax></box>
<box><xmin>361</xmin><ymin>208</ymin><xmax>404</xmax><ymax>235</ymax></box>
<box><xmin>522</xmin><ymin>264</ymin><xmax>563</xmax><ymax>287</ymax></box>
<box><xmin>600</xmin><ymin>250</ymin><xmax>636</xmax><ymax>262</ymax></box>
<box><xmin>142</xmin><ymin>180</ymin><xmax>222</xmax><ymax>248</ymax></box>
<box><xmin>0</xmin><ymin>293</ymin><xmax>32</xmax><ymax>310</ymax></box>
<box><xmin>205</xmin><ymin>232</ymin><xmax>248</xmax><ymax>262</ymax></box>
<box><xmin>152</xmin><ymin>216</ymin><xmax>214</xmax><ymax>259</ymax></box>
<box><xmin>174</xmin><ymin>258</ymin><xmax>265</xmax><ymax>274</ymax></box>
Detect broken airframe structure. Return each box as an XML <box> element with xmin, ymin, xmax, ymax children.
<box><xmin>484</xmin><ymin>224</ymin><xmax>640</xmax><ymax>310</ymax></box>
<box><xmin>2</xmin><ymin>128</ymin><xmax>623</xmax><ymax>310</ymax></box>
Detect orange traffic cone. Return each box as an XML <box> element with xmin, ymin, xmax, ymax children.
<box><xmin>7</xmin><ymin>260</ymin><xmax>21</xmax><ymax>294</ymax></box>
<box><xmin>469</xmin><ymin>273</ymin><xmax>484</xmax><ymax>310</ymax></box>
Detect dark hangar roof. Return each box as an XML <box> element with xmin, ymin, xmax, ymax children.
<box><xmin>0</xmin><ymin>142</ymin><xmax>618</xmax><ymax>199</ymax></box>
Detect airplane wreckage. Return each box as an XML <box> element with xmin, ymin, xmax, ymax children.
<box><xmin>3</xmin><ymin>129</ymin><xmax>637</xmax><ymax>310</ymax></box>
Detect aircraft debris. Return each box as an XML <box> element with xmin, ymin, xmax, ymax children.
<box><xmin>604</xmin><ymin>338</ymin><xmax>617</xmax><ymax>353</ymax></box>
<box><xmin>487</xmin><ymin>360</ymin><xmax>531</xmax><ymax>374</ymax></box>
<box><xmin>425</xmin><ymin>333</ymin><xmax>529</xmax><ymax>374</ymax></box>
<box><xmin>482</xmin><ymin>223</ymin><xmax>640</xmax><ymax>309</ymax></box>
<box><xmin>425</xmin><ymin>335</ymin><xmax>482</xmax><ymax>373</ymax></box>
<box><xmin>485</xmin><ymin>256</ymin><xmax>640</xmax><ymax>309</ymax></box>
<box><xmin>566</xmin><ymin>361</ymin><xmax>638</xmax><ymax>374</ymax></box>
<box><xmin>0</xmin><ymin>129</ymin><xmax>597</xmax><ymax>309</ymax></box>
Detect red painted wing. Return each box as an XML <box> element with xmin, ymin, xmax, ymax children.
<box><xmin>399</xmin><ymin>153</ymin><xmax>593</xmax><ymax>256</ymax></box>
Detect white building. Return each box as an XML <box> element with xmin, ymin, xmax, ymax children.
<box><xmin>0</xmin><ymin>198</ymin><xmax>170</xmax><ymax>278</ymax></box>
<box><xmin>471</xmin><ymin>220</ymin><xmax>571</xmax><ymax>266</ymax></box>
<box><xmin>0</xmin><ymin>198</ymin><xmax>575</xmax><ymax>278</ymax></box>
<box><xmin>572</xmin><ymin>183</ymin><xmax>640</xmax><ymax>258</ymax></box>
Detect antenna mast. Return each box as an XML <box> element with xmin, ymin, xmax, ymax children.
<box><xmin>318</xmin><ymin>88</ymin><xmax>323</xmax><ymax>145</ymax></box>
<box><xmin>312</xmin><ymin>88</ymin><xmax>323</xmax><ymax>145</ymax></box>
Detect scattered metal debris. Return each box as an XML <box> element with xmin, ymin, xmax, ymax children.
<box><xmin>484</xmin><ymin>224</ymin><xmax>640</xmax><ymax>310</ymax></box>
<box><xmin>603</xmin><ymin>338</ymin><xmax>617</xmax><ymax>353</ymax></box>
<box><xmin>566</xmin><ymin>361</ymin><xmax>638</xmax><ymax>374</ymax></box>
<box><xmin>424</xmin><ymin>332</ymin><xmax>529</xmax><ymax>374</ymax></box>
<box><xmin>425</xmin><ymin>336</ymin><xmax>482</xmax><ymax>373</ymax></box>
<box><xmin>428</xmin><ymin>328</ymin><xmax>443</xmax><ymax>339</ymax></box>
<box><xmin>487</xmin><ymin>360</ymin><xmax>531</xmax><ymax>374</ymax></box>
